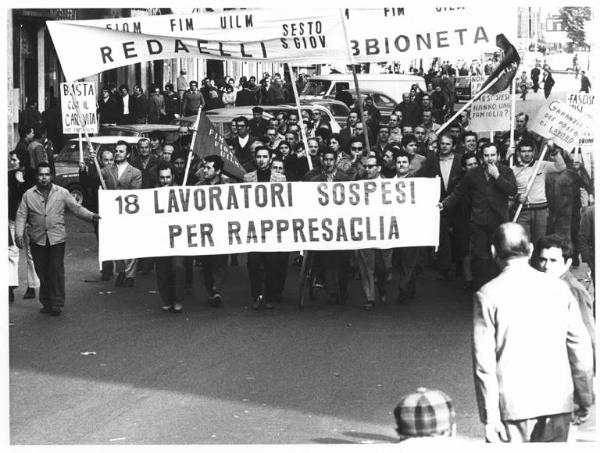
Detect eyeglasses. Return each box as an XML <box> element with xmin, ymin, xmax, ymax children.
<box><xmin>351</xmin><ymin>146</ymin><xmax>363</xmax><ymax>151</ymax></box>
<box><xmin>365</xmin><ymin>164</ymin><xmax>378</xmax><ymax>169</ymax></box>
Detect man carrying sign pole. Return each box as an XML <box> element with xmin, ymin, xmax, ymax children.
<box><xmin>510</xmin><ymin>140</ymin><xmax>565</xmax><ymax>245</ymax></box>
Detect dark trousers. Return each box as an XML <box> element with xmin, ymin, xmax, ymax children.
<box><xmin>30</xmin><ymin>240</ymin><xmax>66</xmax><ymax>308</ymax></box>
<box><xmin>201</xmin><ymin>254</ymin><xmax>228</xmax><ymax>295</ymax></box>
<box><xmin>155</xmin><ymin>256</ymin><xmax>185</xmax><ymax>305</ymax></box>
<box><xmin>317</xmin><ymin>250</ymin><xmax>350</xmax><ymax>298</ymax></box>
<box><xmin>502</xmin><ymin>413</ymin><xmax>571</xmax><ymax>442</ymax></box>
<box><xmin>396</xmin><ymin>247</ymin><xmax>419</xmax><ymax>293</ymax></box>
<box><xmin>471</xmin><ymin>223</ymin><xmax>500</xmax><ymax>291</ymax></box>
<box><xmin>247</xmin><ymin>252</ymin><xmax>289</xmax><ymax>302</ymax></box>
<box><xmin>437</xmin><ymin>215</ymin><xmax>454</xmax><ymax>274</ymax></box>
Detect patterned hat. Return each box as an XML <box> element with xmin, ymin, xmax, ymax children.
<box><xmin>394</xmin><ymin>388</ymin><xmax>455</xmax><ymax>437</ymax></box>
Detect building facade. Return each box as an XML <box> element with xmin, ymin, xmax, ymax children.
<box><xmin>7</xmin><ymin>7</ymin><xmax>284</xmax><ymax>148</ymax></box>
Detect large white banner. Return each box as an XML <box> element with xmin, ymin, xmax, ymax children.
<box><xmin>47</xmin><ymin>7</ymin><xmax>518</xmax><ymax>81</ymax></box>
<box><xmin>46</xmin><ymin>9</ymin><xmax>350</xmax><ymax>81</ymax></box>
<box><xmin>345</xmin><ymin>5</ymin><xmax>516</xmax><ymax>63</ymax></box>
<box><xmin>60</xmin><ymin>82</ymin><xmax>99</xmax><ymax>134</ymax></box>
<box><xmin>469</xmin><ymin>76</ymin><xmax>511</xmax><ymax>132</ymax></box>
<box><xmin>98</xmin><ymin>179</ymin><xmax>441</xmax><ymax>261</ymax></box>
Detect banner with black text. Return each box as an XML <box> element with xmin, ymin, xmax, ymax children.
<box><xmin>46</xmin><ymin>9</ymin><xmax>349</xmax><ymax>81</ymax></box>
<box><xmin>98</xmin><ymin>179</ymin><xmax>440</xmax><ymax>261</ymax></box>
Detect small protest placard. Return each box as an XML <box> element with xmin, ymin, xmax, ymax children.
<box><xmin>529</xmin><ymin>99</ymin><xmax>589</xmax><ymax>152</ymax></box>
<box><xmin>60</xmin><ymin>82</ymin><xmax>98</xmax><ymax>135</ymax></box>
<box><xmin>470</xmin><ymin>76</ymin><xmax>511</xmax><ymax>132</ymax></box>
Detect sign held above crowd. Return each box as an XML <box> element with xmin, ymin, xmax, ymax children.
<box><xmin>60</xmin><ymin>82</ymin><xmax>98</xmax><ymax>134</ymax></box>
<box><xmin>46</xmin><ymin>9</ymin><xmax>350</xmax><ymax>81</ymax></box>
<box><xmin>529</xmin><ymin>99</ymin><xmax>591</xmax><ymax>152</ymax></box>
<box><xmin>46</xmin><ymin>7</ymin><xmax>519</xmax><ymax>81</ymax></box>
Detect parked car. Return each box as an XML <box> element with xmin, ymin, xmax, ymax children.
<box><xmin>300</xmin><ymin>73</ymin><xmax>425</xmax><ymax>104</ymax></box>
<box><xmin>300</xmin><ymin>99</ymin><xmax>350</xmax><ymax>127</ymax></box>
<box><xmin>336</xmin><ymin>89</ymin><xmax>398</xmax><ymax>123</ymax></box>
<box><xmin>99</xmin><ymin>123</ymin><xmax>185</xmax><ymax>144</ymax></box>
<box><xmin>455</xmin><ymin>76</ymin><xmax>472</xmax><ymax>102</ymax></box>
<box><xmin>172</xmin><ymin>104</ymin><xmax>342</xmax><ymax>141</ymax></box>
<box><xmin>54</xmin><ymin>136</ymin><xmax>141</xmax><ymax>204</ymax></box>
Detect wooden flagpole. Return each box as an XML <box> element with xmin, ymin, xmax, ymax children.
<box><xmin>339</xmin><ymin>9</ymin><xmax>371</xmax><ymax>153</ymax></box>
<box><xmin>286</xmin><ymin>63</ymin><xmax>312</xmax><ymax>171</ymax></box>
<box><xmin>182</xmin><ymin>106</ymin><xmax>203</xmax><ymax>186</ymax></box>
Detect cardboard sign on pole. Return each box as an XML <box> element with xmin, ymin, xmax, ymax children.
<box><xmin>529</xmin><ymin>99</ymin><xmax>590</xmax><ymax>152</ymax></box>
<box><xmin>60</xmin><ymin>82</ymin><xmax>98</xmax><ymax>135</ymax></box>
<box><xmin>469</xmin><ymin>76</ymin><xmax>511</xmax><ymax>133</ymax></box>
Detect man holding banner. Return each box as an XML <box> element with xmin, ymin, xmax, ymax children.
<box><xmin>243</xmin><ymin>146</ymin><xmax>287</xmax><ymax>310</ymax></box>
<box><xmin>101</xmin><ymin>141</ymin><xmax>142</xmax><ymax>288</ymax></box>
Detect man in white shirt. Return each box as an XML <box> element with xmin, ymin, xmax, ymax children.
<box><xmin>511</xmin><ymin>139</ymin><xmax>565</xmax><ymax>245</ymax></box>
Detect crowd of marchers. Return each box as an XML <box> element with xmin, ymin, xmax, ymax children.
<box><xmin>8</xmin><ymin>62</ymin><xmax>597</xmax><ymax>444</ymax></box>
<box><xmin>8</xmin><ymin>89</ymin><xmax>594</xmax><ymax>318</ymax></box>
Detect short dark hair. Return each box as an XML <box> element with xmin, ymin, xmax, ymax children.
<box><xmin>536</xmin><ymin>234</ymin><xmax>573</xmax><ymax>262</ymax></box>
<box><xmin>149</xmin><ymin>131</ymin><xmax>165</xmax><ymax>142</ymax></box>
<box><xmin>156</xmin><ymin>161</ymin><xmax>173</xmax><ymax>174</ymax></box>
<box><xmin>517</xmin><ymin>139</ymin><xmax>536</xmax><ymax>152</ymax></box>
<box><xmin>171</xmin><ymin>150</ymin><xmax>188</xmax><ymax>162</ymax></box>
<box><xmin>36</xmin><ymin>161</ymin><xmax>52</xmax><ymax>174</ymax></box>
<box><xmin>401</xmin><ymin>134</ymin><xmax>418</xmax><ymax>149</ymax></box>
<box><xmin>18</xmin><ymin>124</ymin><xmax>34</xmax><ymax>139</ymax></box>
<box><xmin>235</xmin><ymin>116</ymin><xmax>249</xmax><ymax>126</ymax></box>
<box><xmin>492</xmin><ymin>223</ymin><xmax>530</xmax><ymax>260</ymax></box>
<box><xmin>204</xmin><ymin>154</ymin><xmax>224</xmax><ymax>172</ymax></box>
<box><xmin>118</xmin><ymin>84</ymin><xmax>129</xmax><ymax>91</ymax></box>
<box><xmin>320</xmin><ymin>148</ymin><xmax>338</xmax><ymax>160</ymax></box>
<box><xmin>116</xmin><ymin>140</ymin><xmax>130</xmax><ymax>153</ymax></box>
<box><xmin>462</xmin><ymin>131</ymin><xmax>478</xmax><ymax>143</ymax></box>
<box><xmin>460</xmin><ymin>152</ymin><xmax>478</xmax><ymax>167</ymax></box>
<box><xmin>164</xmin><ymin>83</ymin><xmax>174</xmax><ymax>91</ymax></box>
<box><xmin>378</xmin><ymin>124</ymin><xmax>390</xmax><ymax>133</ymax></box>
<box><xmin>254</xmin><ymin>145</ymin><xmax>273</xmax><ymax>157</ymax></box>
<box><xmin>395</xmin><ymin>149</ymin><xmax>412</xmax><ymax>162</ymax></box>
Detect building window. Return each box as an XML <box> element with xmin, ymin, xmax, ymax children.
<box><xmin>546</xmin><ymin>16</ymin><xmax>564</xmax><ymax>32</ymax></box>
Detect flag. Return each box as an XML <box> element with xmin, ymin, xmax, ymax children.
<box><xmin>481</xmin><ymin>34</ymin><xmax>520</xmax><ymax>95</ymax></box>
<box><xmin>192</xmin><ymin>113</ymin><xmax>246</xmax><ymax>180</ymax></box>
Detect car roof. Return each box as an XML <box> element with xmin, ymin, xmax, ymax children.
<box><xmin>66</xmin><ymin>136</ymin><xmax>141</xmax><ymax>144</ymax></box>
<box><xmin>306</xmin><ymin>74</ymin><xmax>424</xmax><ymax>81</ymax></box>
<box><xmin>102</xmin><ymin>124</ymin><xmax>182</xmax><ymax>133</ymax></box>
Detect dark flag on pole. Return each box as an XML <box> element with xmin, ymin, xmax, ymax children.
<box><xmin>482</xmin><ymin>34</ymin><xmax>521</xmax><ymax>94</ymax></box>
<box><xmin>192</xmin><ymin>113</ymin><xmax>246</xmax><ymax>180</ymax></box>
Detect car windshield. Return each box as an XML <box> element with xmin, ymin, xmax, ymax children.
<box><xmin>301</xmin><ymin>80</ymin><xmax>331</xmax><ymax>96</ymax></box>
<box><xmin>54</xmin><ymin>141</ymin><xmax>92</xmax><ymax>163</ymax></box>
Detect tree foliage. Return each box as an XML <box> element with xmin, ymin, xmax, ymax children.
<box><xmin>559</xmin><ymin>7</ymin><xmax>592</xmax><ymax>50</ymax></box>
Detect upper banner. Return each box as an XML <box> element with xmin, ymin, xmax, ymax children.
<box><xmin>46</xmin><ymin>9</ymin><xmax>349</xmax><ymax>81</ymax></box>
<box><xmin>98</xmin><ymin>179</ymin><xmax>441</xmax><ymax>261</ymax></box>
<box><xmin>46</xmin><ymin>7</ymin><xmax>517</xmax><ymax>81</ymax></box>
<box><xmin>344</xmin><ymin>6</ymin><xmax>516</xmax><ymax>63</ymax></box>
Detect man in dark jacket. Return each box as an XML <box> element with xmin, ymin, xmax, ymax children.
<box><xmin>442</xmin><ymin>143</ymin><xmax>518</xmax><ymax>289</ymax></box>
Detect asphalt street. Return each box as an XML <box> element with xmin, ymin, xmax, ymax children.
<box><xmin>8</xmin><ymin>210</ymin><xmax>596</xmax><ymax>445</ymax></box>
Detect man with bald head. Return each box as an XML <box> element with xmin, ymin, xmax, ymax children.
<box><xmin>473</xmin><ymin>223</ymin><xmax>593</xmax><ymax>443</ymax></box>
